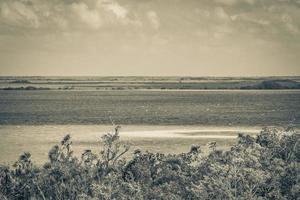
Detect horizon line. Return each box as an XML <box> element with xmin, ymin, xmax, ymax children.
<box><xmin>0</xmin><ymin>75</ymin><xmax>299</xmax><ymax>78</ymax></box>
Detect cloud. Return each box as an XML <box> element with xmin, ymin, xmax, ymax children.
<box><xmin>231</xmin><ymin>14</ymin><xmax>270</xmax><ymax>26</ymax></box>
<box><xmin>0</xmin><ymin>0</ymin><xmax>298</xmax><ymax>40</ymax></box>
<box><xmin>102</xmin><ymin>1</ymin><xmax>128</xmax><ymax>19</ymax></box>
<box><xmin>214</xmin><ymin>7</ymin><xmax>230</xmax><ymax>21</ymax></box>
<box><xmin>285</xmin><ymin>23</ymin><xmax>299</xmax><ymax>34</ymax></box>
<box><xmin>99</xmin><ymin>0</ymin><xmax>141</xmax><ymax>26</ymax></box>
<box><xmin>52</xmin><ymin>16</ymin><xmax>68</xmax><ymax>29</ymax></box>
<box><xmin>0</xmin><ymin>0</ymin><xmax>139</xmax><ymax>32</ymax></box>
<box><xmin>71</xmin><ymin>2</ymin><xmax>102</xmax><ymax>29</ymax></box>
<box><xmin>215</xmin><ymin>0</ymin><xmax>237</xmax><ymax>6</ymax></box>
<box><xmin>280</xmin><ymin>13</ymin><xmax>299</xmax><ymax>34</ymax></box>
<box><xmin>0</xmin><ymin>1</ymin><xmax>40</xmax><ymax>28</ymax></box>
<box><xmin>215</xmin><ymin>0</ymin><xmax>256</xmax><ymax>6</ymax></box>
<box><xmin>147</xmin><ymin>11</ymin><xmax>160</xmax><ymax>29</ymax></box>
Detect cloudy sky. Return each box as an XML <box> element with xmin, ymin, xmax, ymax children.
<box><xmin>0</xmin><ymin>0</ymin><xmax>299</xmax><ymax>76</ymax></box>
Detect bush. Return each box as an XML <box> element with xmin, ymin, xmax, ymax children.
<box><xmin>0</xmin><ymin>127</ymin><xmax>299</xmax><ymax>199</ymax></box>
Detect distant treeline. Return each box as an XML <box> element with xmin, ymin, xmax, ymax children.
<box><xmin>1</xmin><ymin>86</ymin><xmax>50</xmax><ymax>91</ymax></box>
<box><xmin>2</xmin><ymin>79</ymin><xmax>300</xmax><ymax>90</ymax></box>
<box><xmin>9</xmin><ymin>80</ymin><xmax>31</xmax><ymax>84</ymax></box>
<box><xmin>0</xmin><ymin>126</ymin><xmax>299</xmax><ymax>199</ymax></box>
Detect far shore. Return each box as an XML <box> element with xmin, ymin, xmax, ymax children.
<box><xmin>2</xmin><ymin>87</ymin><xmax>300</xmax><ymax>92</ymax></box>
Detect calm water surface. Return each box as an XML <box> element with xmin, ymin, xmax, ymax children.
<box><xmin>0</xmin><ymin>90</ymin><xmax>299</xmax><ymax>127</ymax></box>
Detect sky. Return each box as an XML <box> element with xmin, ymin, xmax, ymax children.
<box><xmin>0</xmin><ymin>0</ymin><xmax>300</xmax><ymax>76</ymax></box>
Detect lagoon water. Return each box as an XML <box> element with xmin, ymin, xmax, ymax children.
<box><xmin>0</xmin><ymin>89</ymin><xmax>299</xmax><ymax>164</ymax></box>
<box><xmin>0</xmin><ymin>90</ymin><xmax>299</xmax><ymax>126</ymax></box>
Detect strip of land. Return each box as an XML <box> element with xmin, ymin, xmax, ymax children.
<box><xmin>1</xmin><ymin>76</ymin><xmax>299</xmax><ymax>90</ymax></box>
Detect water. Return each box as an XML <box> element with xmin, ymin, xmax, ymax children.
<box><xmin>0</xmin><ymin>90</ymin><xmax>299</xmax><ymax>127</ymax></box>
<box><xmin>0</xmin><ymin>89</ymin><xmax>299</xmax><ymax>164</ymax></box>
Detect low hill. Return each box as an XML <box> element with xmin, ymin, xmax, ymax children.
<box><xmin>241</xmin><ymin>79</ymin><xmax>300</xmax><ymax>89</ymax></box>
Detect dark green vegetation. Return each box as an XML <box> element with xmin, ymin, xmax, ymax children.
<box><xmin>9</xmin><ymin>80</ymin><xmax>31</xmax><ymax>84</ymax></box>
<box><xmin>0</xmin><ymin>127</ymin><xmax>299</xmax><ymax>200</ymax></box>
<box><xmin>1</xmin><ymin>87</ymin><xmax>50</xmax><ymax>91</ymax></box>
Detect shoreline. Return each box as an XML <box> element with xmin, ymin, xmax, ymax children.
<box><xmin>0</xmin><ymin>125</ymin><xmax>294</xmax><ymax>165</ymax></box>
<box><xmin>0</xmin><ymin>124</ymin><xmax>263</xmax><ymax>135</ymax></box>
<box><xmin>1</xmin><ymin>88</ymin><xmax>300</xmax><ymax>92</ymax></box>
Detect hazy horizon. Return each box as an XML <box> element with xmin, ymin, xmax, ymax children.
<box><xmin>0</xmin><ymin>75</ymin><xmax>300</xmax><ymax>78</ymax></box>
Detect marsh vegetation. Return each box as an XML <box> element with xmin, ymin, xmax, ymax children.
<box><xmin>0</xmin><ymin>126</ymin><xmax>299</xmax><ymax>199</ymax></box>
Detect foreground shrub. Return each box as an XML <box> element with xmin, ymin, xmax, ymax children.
<box><xmin>0</xmin><ymin>127</ymin><xmax>299</xmax><ymax>199</ymax></box>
